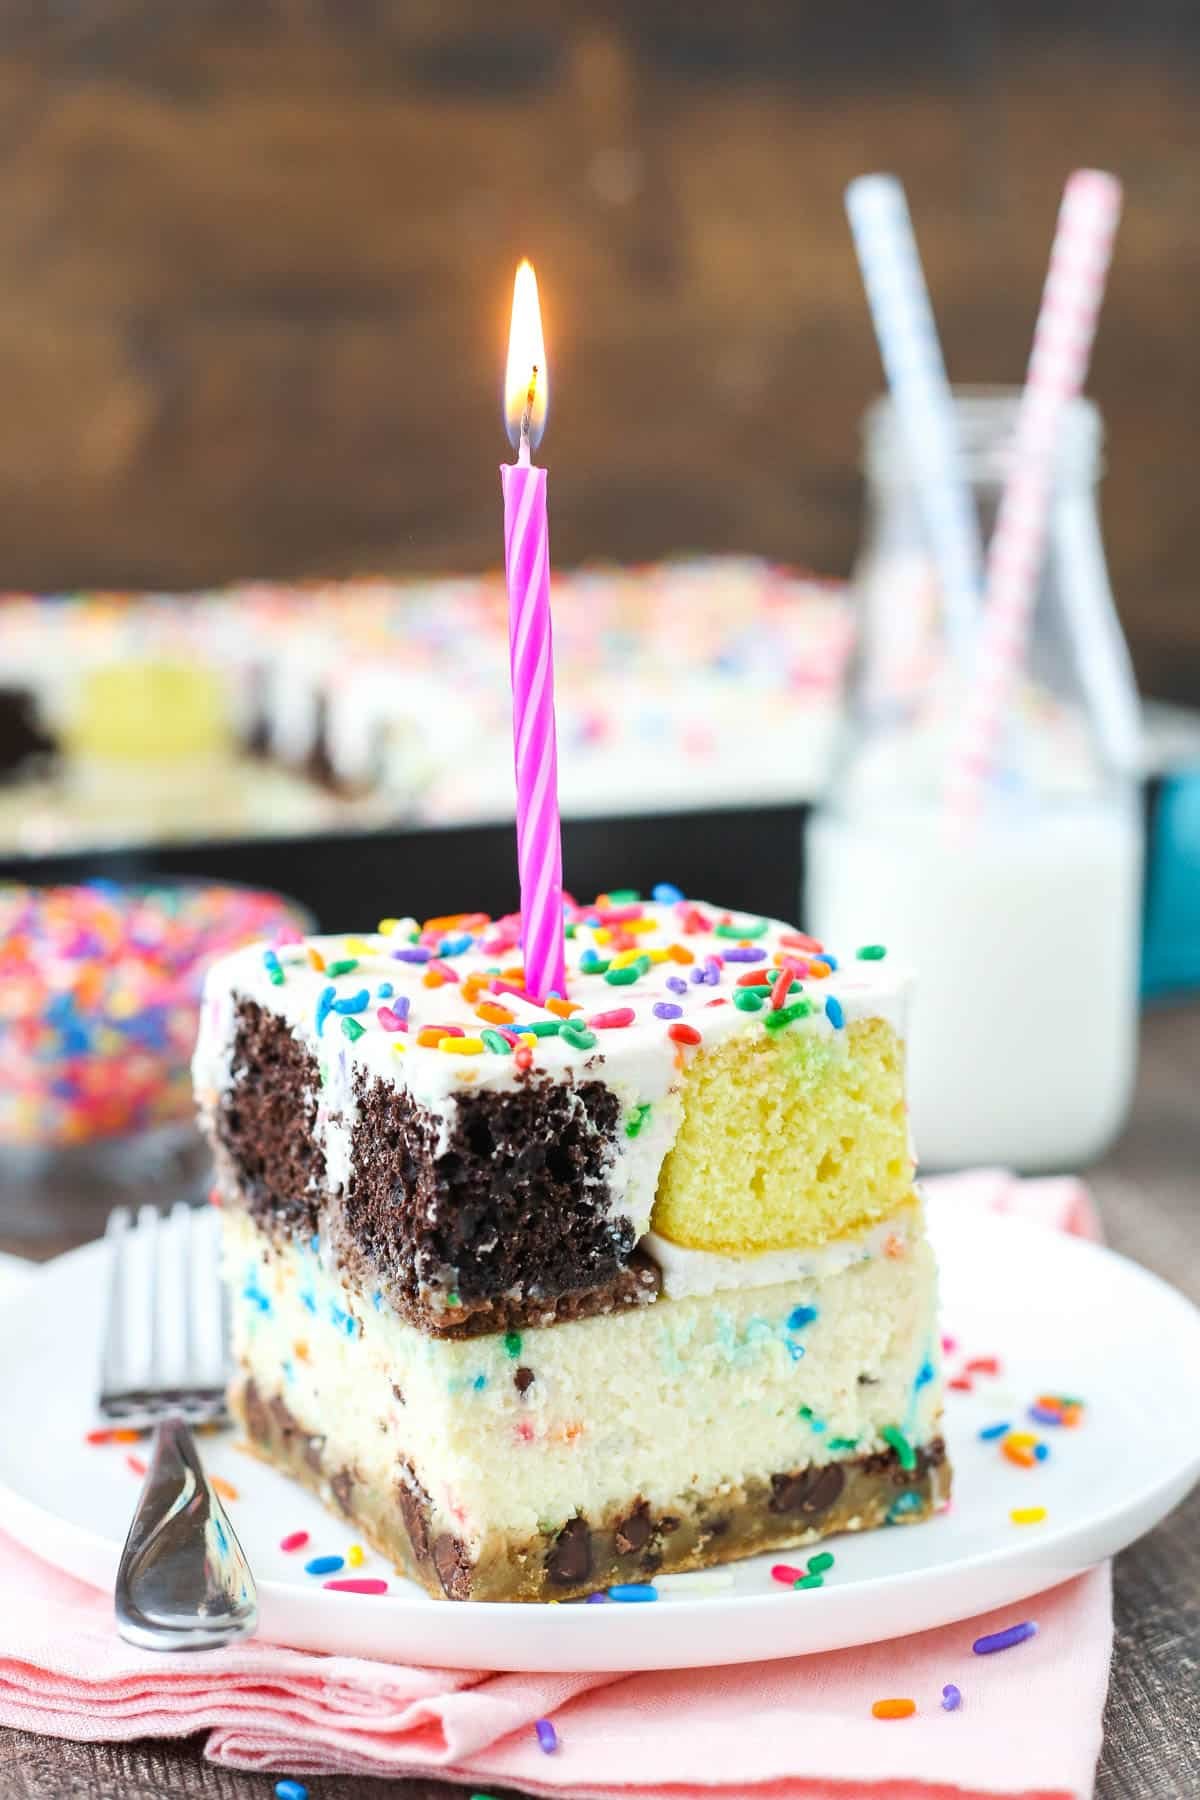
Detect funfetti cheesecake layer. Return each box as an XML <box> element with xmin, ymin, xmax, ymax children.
<box><xmin>194</xmin><ymin>897</ymin><xmax>914</xmax><ymax>1335</ymax></box>
<box><xmin>225</xmin><ymin>1203</ymin><xmax>947</xmax><ymax>1602</ymax></box>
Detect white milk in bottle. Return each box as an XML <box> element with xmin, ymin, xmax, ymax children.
<box><xmin>807</xmin><ymin>797</ymin><xmax>1142</xmax><ymax>1170</ymax></box>
<box><xmin>809</xmin><ymin>390</ymin><xmax>1144</xmax><ymax>1171</ymax></box>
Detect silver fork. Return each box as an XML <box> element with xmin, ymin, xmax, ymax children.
<box><xmin>101</xmin><ymin>1201</ymin><xmax>258</xmax><ymax>1651</ymax></box>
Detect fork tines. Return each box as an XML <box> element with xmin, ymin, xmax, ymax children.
<box><xmin>99</xmin><ymin>1200</ymin><xmax>230</xmax><ymax>1429</ymax></box>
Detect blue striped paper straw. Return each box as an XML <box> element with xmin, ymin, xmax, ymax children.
<box><xmin>845</xmin><ymin>174</ymin><xmax>983</xmax><ymax>668</ymax></box>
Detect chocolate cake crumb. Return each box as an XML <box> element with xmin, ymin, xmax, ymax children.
<box><xmin>547</xmin><ymin>1516</ymin><xmax>592</xmax><ymax>1586</ymax></box>
<box><xmin>400</xmin><ymin>1255</ymin><xmax>660</xmax><ymax>1338</ymax></box>
<box><xmin>216</xmin><ymin>1001</ymin><xmax>326</xmax><ymax>1235</ymax></box>
<box><xmin>514</xmin><ymin>1366</ymin><xmax>535</xmax><ymax>1395</ymax></box>
<box><xmin>341</xmin><ymin>1066</ymin><xmax>638</xmax><ymax>1327</ymax></box>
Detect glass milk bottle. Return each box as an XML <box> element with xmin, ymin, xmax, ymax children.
<box><xmin>807</xmin><ymin>389</ymin><xmax>1143</xmax><ymax>1172</ymax></box>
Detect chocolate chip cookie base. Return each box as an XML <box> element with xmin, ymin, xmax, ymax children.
<box><xmin>232</xmin><ymin>1374</ymin><xmax>950</xmax><ymax>1603</ymax></box>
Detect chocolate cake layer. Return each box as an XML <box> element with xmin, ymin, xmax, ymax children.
<box><xmin>235</xmin><ymin>1375</ymin><xmax>949</xmax><ymax>1603</ymax></box>
<box><xmin>344</xmin><ymin>1061</ymin><xmax>632</xmax><ymax>1320</ymax></box>
<box><xmin>216</xmin><ymin>999</ymin><xmax>326</xmax><ymax>1236</ymax></box>
<box><xmin>210</xmin><ymin>1157</ymin><xmax>662</xmax><ymax>1337</ymax></box>
<box><xmin>212</xmin><ymin>998</ymin><xmax>643</xmax><ymax>1335</ymax></box>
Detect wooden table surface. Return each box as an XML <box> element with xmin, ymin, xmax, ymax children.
<box><xmin>1</xmin><ymin>1003</ymin><xmax>1197</xmax><ymax>1800</ymax></box>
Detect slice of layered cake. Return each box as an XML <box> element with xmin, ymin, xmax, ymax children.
<box><xmin>194</xmin><ymin>894</ymin><xmax>949</xmax><ymax>1601</ymax></box>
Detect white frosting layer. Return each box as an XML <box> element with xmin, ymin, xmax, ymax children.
<box><xmin>645</xmin><ymin>1204</ymin><xmax>920</xmax><ymax>1300</ymax></box>
<box><xmin>194</xmin><ymin>897</ymin><xmax>910</xmax><ymax>1242</ymax></box>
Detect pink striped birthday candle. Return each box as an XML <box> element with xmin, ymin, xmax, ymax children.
<box><xmin>946</xmin><ymin>170</ymin><xmax>1123</xmax><ymax>824</ymax></box>
<box><xmin>500</xmin><ymin>261</ymin><xmax>566</xmax><ymax>1003</ymax></box>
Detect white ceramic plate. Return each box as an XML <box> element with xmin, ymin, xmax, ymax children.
<box><xmin>0</xmin><ymin>1195</ymin><xmax>1197</xmax><ymax>1672</ymax></box>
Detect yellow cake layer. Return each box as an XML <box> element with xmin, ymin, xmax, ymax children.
<box><xmin>651</xmin><ymin>1016</ymin><xmax>912</xmax><ymax>1252</ymax></box>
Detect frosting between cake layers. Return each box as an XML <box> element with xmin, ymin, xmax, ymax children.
<box><xmin>643</xmin><ymin>1198</ymin><xmax>922</xmax><ymax>1300</ymax></box>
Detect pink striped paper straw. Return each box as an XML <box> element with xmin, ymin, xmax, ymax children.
<box><xmin>946</xmin><ymin>170</ymin><xmax>1122</xmax><ymax>823</ymax></box>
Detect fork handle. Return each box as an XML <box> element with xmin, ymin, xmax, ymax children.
<box><xmin>115</xmin><ymin>1414</ymin><xmax>258</xmax><ymax>1652</ymax></box>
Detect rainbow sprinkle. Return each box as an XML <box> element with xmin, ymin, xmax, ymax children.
<box><xmin>304</xmin><ymin>1554</ymin><xmax>344</xmax><ymax>1576</ymax></box>
<box><xmin>973</xmin><ymin>1621</ymin><xmax>1038</xmax><ymax>1655</ymax></box>
<box><xmin>231</xmin><ymin>895</ymin><xmax>898</xmax><ymax>1112</ymax></box>
<box><xmin>881</xmin><ymin>1424</ymin><xmax>917</xmax><ymax>1471</ymax></box>
<box><xmin>0</xmin><ymin>882</ymin><xmax>303</xmax><ymax>1148</ymax></box>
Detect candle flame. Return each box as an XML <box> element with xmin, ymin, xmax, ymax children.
<box><xmin>504</xmin><ymin>260</ymin><xmax>548</xmax><ymax>453</ymax></box>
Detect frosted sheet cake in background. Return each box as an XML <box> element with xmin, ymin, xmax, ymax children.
<box><xmin>194</xmin><ymin>894</ymin><xmax>949</xmax><ymax>1601</ymax></box>
<box><xmin>0</xmin><ymin>561</ymin><xmax>852</xmax><ymax>853</ymax></box>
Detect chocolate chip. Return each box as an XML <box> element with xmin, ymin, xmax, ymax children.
<box><xmin>858</xmin><ymin>1373</ymin><xmax>879</xmax><ymax>1386</ymax></box>
<box><xmin>860</xmin><ymin>1435</ymin><xmax>947</xmax><ymax>1484</ymax></box>
<box><xmin>769</xmin><ymin>1470</ymin><xmax>810</xmax><ymax>1514</ymax></box>
<box><xmin>514</xmin><ymin>1366</ymin><xmax>535</xmax><ymax>1395</ymax></box>
<box><xmin>396</xmin><ymin>1464</ymin><xmax>432</xmax><ymax>1566</ymax></box>
<box><xmin>241</xmin><ymin>1378</ymin><xmax>269</xmax><ymax>1445</ymax></box>
<box><xmin>768</xmin><ymin>1463</ymin><xmax>846</xmax><ymax>1517</ymax></box>
<box><xmin>614</xmin><ymin>1502</ymin><xmax>652</xmax><ymax>1554</ymax></box>
<box><xmin>546</xmin><ymin>1516</ymin><xmax>592</xmax><ymax>1585</ymax></box>
<box><xmin>268</xmin><ymin>1394</ymin><xmax>297</xmax><ymax>1442</ymax></box>
<box><xmin>432</xmin><ymin>1532</ymin><xmax>473</xmax><ymax>1600</ymax></box>
<box><xmin>302</xmin><ymin>1433</ymin><xmax>325</xmax><ymax>1474</ymax></box>
<box><xmin>804</xmin><ymin>1464</ymin><xmax>846</xmax><ymax>1513</ymax></box>
<box><xmin>392</xmin><ymin>1382</ymin><xmax>406</xmax><ymax>1405</ymax></box>
<box><xmin>330</xmin><ymin>1467</ymin><xmax>355</xmax><ymax>1516</ymax></box>
<box><xmin>658</xmin><ymin>1515</ymin><xmax>680</xmax><ymax>1536</ymax></box>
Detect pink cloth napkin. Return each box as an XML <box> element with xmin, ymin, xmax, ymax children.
<box><xmin>0</xmin><ymin>1171</ymin><xmax>1112</xmax><ymax>1800</ymax></box>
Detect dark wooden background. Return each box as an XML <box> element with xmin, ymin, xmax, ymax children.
<box><xmin>0</xmin><ymin>1</ymin><xmax>1197</xmax><ymax>703</ymax></box>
